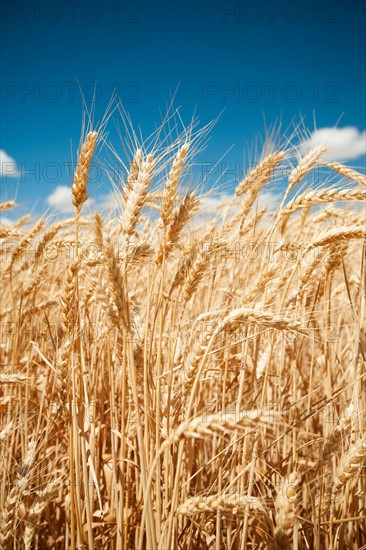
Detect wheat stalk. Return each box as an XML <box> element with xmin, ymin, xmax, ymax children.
<box><xmin>2</xmin><ymin>119</ymin><xmax>366</xmax><ymax>549</ymax></box>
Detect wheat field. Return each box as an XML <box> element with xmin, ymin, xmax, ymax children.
<box><xmin>1</xmin><ymin>116</ymin><xmax>366</xmax><ymax>549</ymax></box>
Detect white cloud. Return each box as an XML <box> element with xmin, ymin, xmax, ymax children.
<box><xmin>200</xmin><ymin>190</ymin><xmax>280</xmax><ymax>213</ymax></box>
<box><xmin>0</xmin><ymin>216</ymin><xmax>14</xmax><ymax>226</ymax></box>
<box><xmin>46</xmin><ymin>185</ymin><xmax>95</xmax><ymax>213</ymax></box>
<box><xmin>99</xmin><ymin>190</ymin><xmax>121</xmax><ymax>210</ymax></box>
<box><xmin>200</xmin><ymin>193</ymin><xmax>232</xmax><ymax>213</ymax></box>
<box><xmin>191</xmin><ymin>190</ymin><xmax>279</xmax><ymax>227</ymax></box>
<box><xmin>194</xmin><ymin>193</ymin><xmax>233</xmax><ymax>224</ymax></box>
<box><xmin>302</xmin><ymin>127</ymin><xmax>366</xmax><ymax>162</ymax></box>
<box><xmin>0</xmin><ymin>150</ymin><xmax>19</xmax><ymax>177</ymax></box>
<box><xmin>257</xmin><ymin>190</ymin><xmax>281</xmax><ymax>210</ymax></box>
<box><xmin>46</xmin><ymin>186</ymin><xmax>74</xmax><ymax>213</ymax></box>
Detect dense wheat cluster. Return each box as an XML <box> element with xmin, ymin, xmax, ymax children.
<box><xmin>1</xmin><ymin>117</ymin><xmax>366</xmax><ymax>549</ymax></box>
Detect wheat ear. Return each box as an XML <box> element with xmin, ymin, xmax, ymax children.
<box><xmin>325</xmin><ymin>162</ymin><xmax>366</xmax><ymax>187</ymax></box>
<box><xmin>0</xmin><ymin>225</ymin><xmax>22</xmax><ymax>239</ymax></box>
<box><xmin>23</xmin><ymin>481</ymin><xmax>59</xmax><ymax>550</ymax></box>
<box><xmin>177</xmin><ymin>493</ymin><xmax>264</xmax><ymax>515</ymax></box>
<box><xmin>318</xmin><ymin>406</ymin><xmax>353</xmax><ymax>467</ymax></box>
<box><xmin>7</xmin><ymin>218</ymin><xmax>45</xmax><ymax>271</ymax></box>
<box><xmin>288</xmin><ymin>145</ymin><xmax>327</xmax><ymax>193</ymax></box>
<box><xmin>155</xmin><ymin>190</ymin><xmax>199</xmax><ymax>265</ymax></box>
<box><xmin>161</xmin><ymin>409</ymin><xmax>277</xmax><ymax>450</ymax></box>
<box><xmin>272</xmin><ymin>472</ymin><xmax>300</xmax><ymax>550</ymax></box>
<box><xmin>236</xmin><ymin>153</ymin><xmax>285</xmax><ymax>228</ymax></box>
<box><xmin>280</xmin><ymin>188</ymin><xmax>366</xmax><ymax>232</ymax></box>
<box><xmin>121</xmin><ymin>152</ymin><xmax>155</xmax><ymax>241</ymax></box>
<box><xmin>323</xmin><ymin>436</ymin><xmax>366</xmax><ymax>517</ymax></box>
<box><xmin>305</xmin><ymin>226</ymin><xmax>366</xmax><ymax>252</ymax></box>
<box><xmin>334</xmin><ymin>435</ymin><xmax>366</xmax><ymax>487</ymax></box>
<box><xmin>56</xmin><ymin>261</ymin><xmax>78</xmax><ymax>404</ymax></box>
<box><xmin>183</xmin><ymin>307</ymin><xmax>307</xmax><ymax>398</ymax></box>
<box><xmin>183</xmin><ymin>239</ymin><xmax>222</xmax><ymax>304</ymax></box>
<box><xmin>0</xmin><ymin>440</ymin><xmax>37</xmax><ymax>548</ymax></box>
<box><xmin>125</xmin><ymin>148</ymin><xmax>143</xmax><ymax>194</ymax></box>
<box><xmin>71</xmin><ymin>131</ymin><xmax>98</xmax><ymax>209</ymax></box>
<box><xmin>160</xmin><ymin>142</ymin><xmax>190</xmax><ymax>226</ymax></box>
<box><xmin>235</xmin><ymin>152</ymin><xmax>285</xmax><ymax>197</ymax></box>
<box><xmin>0</xmin><ymin>201</ymin><xmax>16</xmax><ymax>211</ymax></box>
<box><xmin>93</xmin><ymin>214</ymin><xmax>128</xmax><ymax>329</ymax></box>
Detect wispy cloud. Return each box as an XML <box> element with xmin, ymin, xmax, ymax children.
<box><xmin>0</xmin><ymin>150</ymin><xmax>19</xmax><ymax>177</ymax></box>
<box><xmin>302</xmin><ymin>127</ymin><xmax>366</xmax><ymax>162</ymax></box>
<box><xmin>46</xmin><ymin>186</ymin><xmax>75</xmax><ymax>213</ymax></box>
<box><xmin>192</xmin><ymin>189</ymin><xmax>280</xmax><ymax>227</ymax></box>
<box><xmin>0</xmin><ymin>215</ymin><xmax>14</xmax><ymax>226</ymax></box>
<box><xmin>99</xmin><ymin>190</ymin><xmax>122</xmax><ymax>211</ymax></box>
<box><xmin>196</xmin><ymin>193</ymin><xmax>233</xmax><ymax>223</ymax></box>
<box><xmin>46</xmin><ymin>185</ymin><xmax>97</xmax><ymax>213</ymax></box>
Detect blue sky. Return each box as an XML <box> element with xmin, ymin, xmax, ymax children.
<box><xmin>1</xmin><ymin>0</ymin><xmax>365</xmax><ymax>215</ymax></box>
